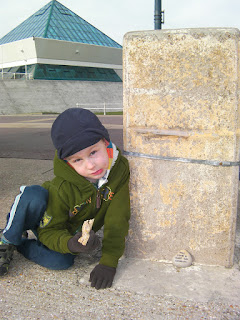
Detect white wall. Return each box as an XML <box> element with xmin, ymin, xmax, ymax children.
<box><xmin>0</xmin><ymin>37</ymin><xmax>123</xmax><ymax>70</ymax></box>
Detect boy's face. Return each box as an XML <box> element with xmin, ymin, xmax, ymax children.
<box><xmin>65</xmin><ymin>139</ymin><xmax>109</xmax><ymax>182</ymax></box>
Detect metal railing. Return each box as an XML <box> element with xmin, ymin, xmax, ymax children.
<box><xmin>1</xmin><ymin>71</ymin><xmax>33</xmax><ymax>80</ymax></box>
<box><xmin>76</xmin><ymin>102</ymin><xmax>122</xmax><ymax>115</ymax></box>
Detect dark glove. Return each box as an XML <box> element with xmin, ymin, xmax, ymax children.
<box><xmin>89</xmin><ymin>264</ymin><xmax>116</xmax><ymax>289</ymax></box>
<box><xmin>67</xmin><ymin>230</ymin><xmax>100</xmax><ymax>253</ymax></box>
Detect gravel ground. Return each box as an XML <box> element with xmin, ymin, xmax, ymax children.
<box><xmin>0</xmin><ymin>250</ymin><xmax>240</xmax><ymax>320</ymax></box>
<box><xmin>0</xmin><ymin>227</ymin><xmax>240</xmax><ymax>320</ymax></box>
<box><xmin>0</xmin><ymin>158</ymin><xmax>240</xmax><ymax>319</ymax></box>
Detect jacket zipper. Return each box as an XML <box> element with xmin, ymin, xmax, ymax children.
<box><xmin>96</xmin><ymin>189</ymin><xmax>101</xmax><ymax>209</ymax></box>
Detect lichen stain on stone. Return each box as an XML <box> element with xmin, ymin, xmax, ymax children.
<box><xmin>159</xmin><ymin>181</ymin><xmax>185</xmax><ymax>208</ymax></box>
<box><xmin>128</xmin><ymin>93</ymin><xmax>237</xmax><ymax>135</ymax></box>
<box><xmin>154</xmin><ymin>213</ymin><xmax>177</xmax><ymax>229</ymax></box>
<box><xmin>157</xmin><ymin>181</ymin><xmax>186</xmax><ymax>226</ymax></box>
<box><xmin>210</xmin><ymin>204</ymin><xmax>232</xmax><ymax>234</ymax></box>
<box><xmin>128</xmin><ymin>157</ymin><xmax>155</xmax><ymax>210</ymax></box>
<box><xmin>186</xmin><ymin>205</ymin><xmax>231</xmax><ymax>248</ymax></box>
<box><xmin>125</xmin><ymin>33</ymin><xmax>236</xmax><ymax>93</ymax></box>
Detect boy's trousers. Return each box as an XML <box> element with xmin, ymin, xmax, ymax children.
<box><xmin>2</xmin><ymin>185</ymin><xmax>75</xmax><ymax>270</ymax></box>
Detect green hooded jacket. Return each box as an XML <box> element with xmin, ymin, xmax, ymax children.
<box><xmin>37</xmin><ymin>150</ymin><xmax>130</xmax><ymax>268</ymax></box>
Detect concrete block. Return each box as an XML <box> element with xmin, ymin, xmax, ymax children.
<box><xmin>123</xmin><ymin>28</ymin><xmax>240</xmax><ymax>267</ymax></box>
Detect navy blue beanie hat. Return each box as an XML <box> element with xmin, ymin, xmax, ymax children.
<box><xmin>51</xmin><ymin>108</ymin><xmax>110</xmax><ymax>159</ymax></box>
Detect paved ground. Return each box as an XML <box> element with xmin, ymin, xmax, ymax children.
<box><xmin>0</xmin><ymin>114</ymin><xmax>123</xmax><ymax>159</ymax></box>
<box><xmin>0</xmin><ymin>115</ymin><xmax>240</xmax><ymax>319</ymax></box>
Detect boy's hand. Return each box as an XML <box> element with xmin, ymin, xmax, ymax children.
<box><xmin>67</xmin><ymin>230</ymin><xmax>100</xmax><ymax>253</ymax></box>
<box><xmin>89</xmin><ymin>264</ymin><xmax>116</xmax><ymax>289</ymax></box>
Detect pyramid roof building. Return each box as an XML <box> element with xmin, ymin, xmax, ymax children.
<box><xmin>0</xmin><ymin>0</ymin><xmax>122</xmax><ymax>81</ymax></box>
<box><xmin>0</xmin><ymin>0</ymin><xmax>121</xmax><ymax>48</ymax></box>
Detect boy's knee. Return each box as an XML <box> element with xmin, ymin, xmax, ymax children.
<box><xmin>25</xmin><ymin>185</ymin><xmax>48</xmax><ymax>201</ymax></box>
<box><xmin>24</xmin><ymin>186</ymin><xmax>48</xmax><ymax>212</ymax></box>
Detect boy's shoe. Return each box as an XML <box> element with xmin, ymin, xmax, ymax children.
<box><xmin>0</xmin><ymin>240</ymin><xmax>15</xmax><ymax>276</ymax></box>
<box><xmin>22</xmin><ymin>231</ymin><xmax>28</xmax><ymax>239</ymax></box>
<box><xmin>0</xmin><ymin>229</ymin><xmax>15</xmax><ymax>276</ymax></box>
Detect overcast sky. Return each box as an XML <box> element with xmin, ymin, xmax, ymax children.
<box><xmin>1</xmin><ymin>0</ymin><xmax>240</xmax><ymax>45</ymax></box>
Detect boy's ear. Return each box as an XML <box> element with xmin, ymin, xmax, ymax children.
<box><xmin>103</xmin><ymin>138</ymin><xmax>109</xmax><ymax>146</ymax></box>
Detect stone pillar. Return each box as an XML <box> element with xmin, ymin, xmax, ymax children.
<box><xmin>123</xmin><ymin>28</ymin><xmax>240</xmax><ymax>267</ymax></box>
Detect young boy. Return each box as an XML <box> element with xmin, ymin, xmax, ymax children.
<box><xmin>0</xmin><ymin>108</ymin><xmax>130</xmax><ymax>289</ymax></box>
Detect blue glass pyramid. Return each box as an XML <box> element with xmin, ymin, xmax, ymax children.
<box><xmin>0</xmin><ymin>0</ymin><xmax>121</xmax><ymax>48</ymax></box>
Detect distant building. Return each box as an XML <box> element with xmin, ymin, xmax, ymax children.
<box><xmin>0</xmin><ymin>0</ymin><xmax>122</xmax><ymax>81</ymax></box>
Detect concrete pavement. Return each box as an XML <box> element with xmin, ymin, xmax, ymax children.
<box><xmin>0</xmin><ymin>116</ymin><xmax>240</xmax><ymax>319</ymax></box>
<box><xmin>0</xmin><ymin>114</ymin><xmax>123</xmax><ymax>159</ymax></box>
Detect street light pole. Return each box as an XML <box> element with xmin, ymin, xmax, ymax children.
<box><xmin>154</xmin><ymin>0</ymin><xmax>164</xmax><ymax>30</ymax></box>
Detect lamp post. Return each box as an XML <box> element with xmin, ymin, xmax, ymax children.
<box><xmin>154</xmin><ymin>0</ymin><xmax>164</xmax><ymax>30</ymax></box>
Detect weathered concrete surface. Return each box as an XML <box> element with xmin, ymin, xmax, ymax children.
<box><xmin>0</xmin><ymin>80</ymin><xmax>122</xmax><ymax>114</ymax></box>
<box><xmin>123</xmin><ymin>28</ymin><xmax>240</xmax><ymax>267</ymax></box>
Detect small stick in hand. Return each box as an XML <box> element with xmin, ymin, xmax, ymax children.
<box><xmin>78</xmin><ymin>219</ymin><xmax>94</xmax><ymax>245</ymax></box>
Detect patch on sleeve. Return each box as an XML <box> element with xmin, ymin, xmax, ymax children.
<box><xmin>39</xmin><ymin>211</ymin><xmax>52</xmax><ymax>228</ymax></box>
